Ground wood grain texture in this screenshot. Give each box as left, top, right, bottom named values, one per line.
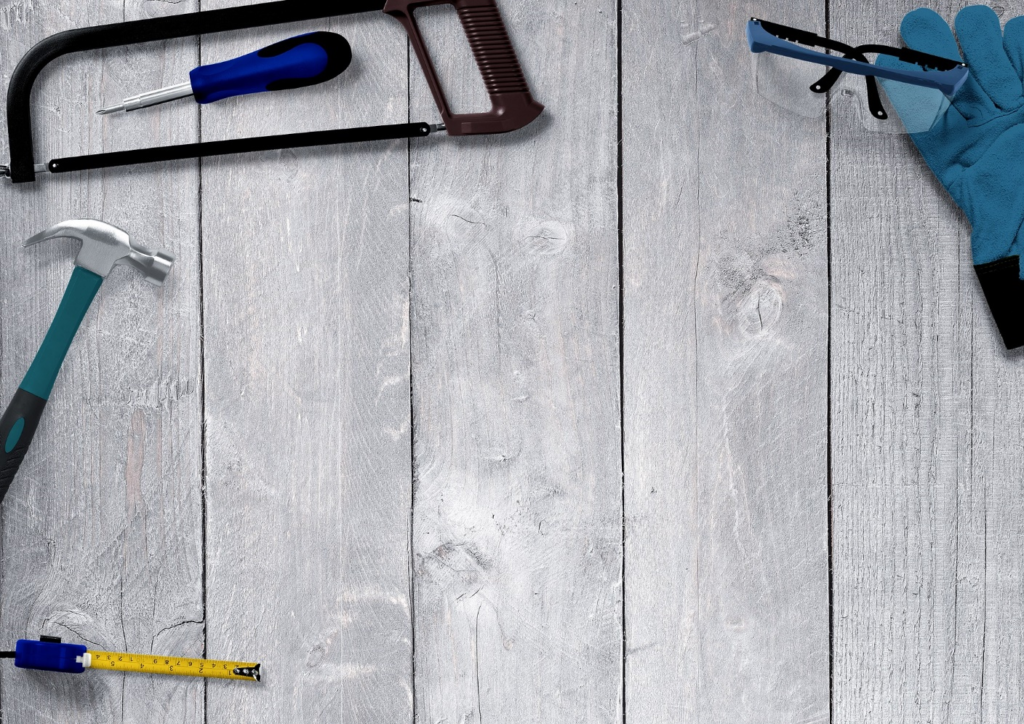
left=831, top=2, right=1024, bottom=722
left=2, top=0, right=1021, bottom=722
left=408, top=2, right=623, bottom=722
left=622, top=2, right=830, bottom=722
left=199, top=6, right=413, bottom=723
left=621, top=1, right=700, bottom=720
left=0, top=1, right=203, bottom=722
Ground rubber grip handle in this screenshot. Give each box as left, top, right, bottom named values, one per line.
left=20, top=267, right=103, bottom=401
left=383, top=0, right=543, bottom=135
left=190, top=31, right=352, bottom=104
left=0, top=266, right=103, bottom=505
left=0, top=389, right=48, bottom=505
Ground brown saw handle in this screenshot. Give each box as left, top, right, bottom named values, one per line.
left=384, top=0, right=543, bottom=135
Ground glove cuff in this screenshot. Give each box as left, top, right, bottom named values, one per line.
left=975, top=256, right=1024, bottom=349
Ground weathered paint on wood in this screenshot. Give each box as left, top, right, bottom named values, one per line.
left=1, top=0, right=1021, bottom=722
left=831, top=2, right=1024, bottom=723
left=199, top=8, right=413, bottom=723
left=621, top=0, right=702, bottom=714
left=0, top=1, right=203, bottom=722
left=408, top=2, right=623, bottom=722
left=622, top=2, right=830, bottom=722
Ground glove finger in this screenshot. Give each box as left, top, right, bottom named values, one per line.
left=956, top=5, right=1024, bottom=110
left=902, top=8, right=962, bottom=58
left=1003, top=16, right=1024, bottom=80
left=901, top=8, right=995, bottom=121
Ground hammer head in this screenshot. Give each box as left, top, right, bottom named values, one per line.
left=24, top=219, right=174, bottom=285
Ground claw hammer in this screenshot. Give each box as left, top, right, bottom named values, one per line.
left=0, top=220, right=174, bottom=504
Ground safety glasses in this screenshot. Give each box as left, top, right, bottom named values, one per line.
left=747, top=18, right=969, bottom=133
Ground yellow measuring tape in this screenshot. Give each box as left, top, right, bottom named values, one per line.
left=84, top=650, right=261, bottom=681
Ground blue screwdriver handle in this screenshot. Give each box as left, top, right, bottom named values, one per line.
left=189, top=31, right=352, bottom=105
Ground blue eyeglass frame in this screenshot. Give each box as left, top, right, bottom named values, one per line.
left=747, top=18, right=969, bottom=119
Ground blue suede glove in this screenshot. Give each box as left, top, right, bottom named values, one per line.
left=887, top=6, right=1024, bottom=348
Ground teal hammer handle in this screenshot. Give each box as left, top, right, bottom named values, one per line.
left=0, top=267, right=103, bottom=503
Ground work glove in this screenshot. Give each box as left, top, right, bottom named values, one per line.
left=882, top=6, right=1024, bottom=349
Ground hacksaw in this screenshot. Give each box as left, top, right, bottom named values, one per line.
left=3, top=0, right=544, bottom=183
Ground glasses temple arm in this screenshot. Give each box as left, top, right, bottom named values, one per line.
left=862, top=75, right=887, bottom=119
left=811, top=47, right=872, bottom=93
left=808, top=50, right=889, bottom=120
left=761, top=23, right=942, bottom=121
left=812, top=67, right=844, bottom=93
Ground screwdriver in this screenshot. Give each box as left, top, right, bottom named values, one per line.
left=2, top=636, right=261, bottom=682
left=97, top=31, right=351, bottom=114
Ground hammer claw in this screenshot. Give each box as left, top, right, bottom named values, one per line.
left=23, top=222, right=88, bottom=248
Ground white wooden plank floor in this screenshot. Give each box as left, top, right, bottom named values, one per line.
left=0, top=1, right=1020, bottom=722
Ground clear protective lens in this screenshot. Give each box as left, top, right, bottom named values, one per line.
left=754, top=50, right=950, bottom=134
left=754, top=51, right=827, bottom=119
left=876, top=75, right=950, bottom=134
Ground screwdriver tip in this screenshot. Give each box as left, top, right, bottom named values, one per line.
left=96, top=105, right=123, bottom=115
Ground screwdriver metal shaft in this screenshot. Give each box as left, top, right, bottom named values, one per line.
left=97, top=82, right=193, bottom=114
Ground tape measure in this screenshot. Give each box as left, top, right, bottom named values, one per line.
left=85, top=650, right=260, bottom=681
left=2, top=636, right=261, bottom=682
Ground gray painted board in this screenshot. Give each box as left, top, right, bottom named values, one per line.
left=0, top=1, right=203, bottom=722
left=831, top=2, right=1024, bottom=723
left=199, top=8, right=413, bottom=724
left=622, top=2, right=830, bottom=723
left=0, top=0, right=1020, bottom=722
left=408, top=2, right=623, bottom=722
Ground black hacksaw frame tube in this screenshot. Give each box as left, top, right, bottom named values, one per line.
left=48, top=123, right=431, bottom=173
left=7, top=0, right=389, bottom=183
